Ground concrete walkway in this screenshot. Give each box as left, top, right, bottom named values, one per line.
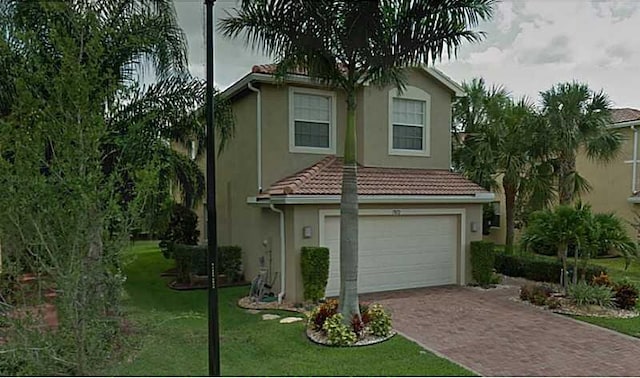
left=363, top=283, right=640, bottom=376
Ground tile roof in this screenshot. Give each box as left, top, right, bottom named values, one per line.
left=251, top=63, right=348, bottom=76
left=261, top=156, right=488, bottom=197
left=611, top=108, right=640, bottom=124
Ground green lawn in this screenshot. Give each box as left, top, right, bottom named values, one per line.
left=573, top=257, right=640, bottom=338
left=103, top=241, right=475, bottom=376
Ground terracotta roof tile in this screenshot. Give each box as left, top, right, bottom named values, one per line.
left=611, top=108, right=640, bottom=124
left=261, top=156, right=488, bottom=197
left=252, top=63, right=348, bottom=76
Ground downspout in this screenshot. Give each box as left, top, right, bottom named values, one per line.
left=269, top=204, right=286, bottom=303
left=248, top=82, right=262, bottom=192
left=633, top=126, right=638, bottom=194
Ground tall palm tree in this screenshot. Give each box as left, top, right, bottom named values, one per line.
left=541, top=82, right=623, bottom=205
left=454, top=79, right=554, bottom=252
left=220, top=0, right=495, bottom=321
left=1, top=0, right=235, bottom=216
left=453, top=78, right=511, bottom=190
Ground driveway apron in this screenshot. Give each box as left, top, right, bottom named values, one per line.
left=364, top=284, right=640, bottom=376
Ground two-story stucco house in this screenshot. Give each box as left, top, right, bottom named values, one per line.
left=576, top=108, right=640, bottom=237
left=204, top=64, right=494, bottom=303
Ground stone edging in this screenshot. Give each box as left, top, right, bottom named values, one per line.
left=306, top=328, right=397, bottom=347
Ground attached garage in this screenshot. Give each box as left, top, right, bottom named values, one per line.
left=320, top=209, right=464, bottom=297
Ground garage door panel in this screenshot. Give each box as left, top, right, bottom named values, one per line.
left=323, top=213, right=458, bottom=297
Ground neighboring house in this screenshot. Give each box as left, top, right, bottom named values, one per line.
left=577, top=108, right=640, bottom=237
left=203, top=64, right=494, bottom=303
left=486, top=108, right=640, bottom=246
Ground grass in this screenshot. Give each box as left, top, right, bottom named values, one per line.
left=103, top=241, right=475, bottom=376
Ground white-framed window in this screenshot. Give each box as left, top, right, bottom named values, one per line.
left=289, top=87, right=337, bottom=154
left=388, top=86, right=431, bottom=156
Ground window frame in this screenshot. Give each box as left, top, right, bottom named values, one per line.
left=289, top=86, right=337, bottom=154
left=388, top=86, right=431, bottom=157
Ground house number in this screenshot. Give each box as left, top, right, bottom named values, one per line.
left=392, top=209, right=401, bottom=216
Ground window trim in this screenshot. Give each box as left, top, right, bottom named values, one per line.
left=289, top=86, right=337, bottom=154
left=388, top=86, right=431, bottom=157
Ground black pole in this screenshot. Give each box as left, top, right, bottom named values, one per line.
left=205, top=0, right=220, bottom=376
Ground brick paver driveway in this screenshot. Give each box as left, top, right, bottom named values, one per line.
left=363, top=282, right=640, bottom=376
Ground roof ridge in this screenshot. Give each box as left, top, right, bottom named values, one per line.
left=281, top=155, right=337, bottom=194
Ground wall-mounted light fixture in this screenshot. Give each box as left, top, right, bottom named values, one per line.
left=303, top=226, right=312, bottom=239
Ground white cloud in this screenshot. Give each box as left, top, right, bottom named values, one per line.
left=175, top=0, right=640, bottom=108
left=439, top=0, right=640, bottom=107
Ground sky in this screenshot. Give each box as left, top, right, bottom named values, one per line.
left=174, top=0, right=640, bottom=108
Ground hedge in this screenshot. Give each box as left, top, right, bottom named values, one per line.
left=172, top=244, right=243, bottom=284
left=470, top=241, right=495, bottom=286
left=300, top=246, right=330, bottom=302
left=494, top=250, right=607, bottom=284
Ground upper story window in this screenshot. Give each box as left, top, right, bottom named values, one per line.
left=289, top=87, right=336, bottom=154
left=388, top=86, right=431, bottom=156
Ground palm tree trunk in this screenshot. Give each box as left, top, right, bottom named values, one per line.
left=339, top=91, right=360, bottom=323
left=558, top=243, right=568, bottom=290
left=503, top=177, right=516, bottom=254
left=558, top=154, right=576, bottom=205
left=573, top=247, right=579, bottom=284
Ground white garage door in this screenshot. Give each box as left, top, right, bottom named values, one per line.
left=323, top=213, right=458, bottom=297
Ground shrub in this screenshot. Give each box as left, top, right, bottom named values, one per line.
left=520, top=283, right=555, bottom=306
left=567, top=282, right=614, bottom=308
left=173, top=244, right=205, bottom=283
left=519, top=284, right=532, bottom=301
left=159, top=203, right=199, bottom=258
left=323, top=314, right=357, bottom=346
left=300, top=247, right=330, bottom=302
left=308, top=299, right=338, bottom=331
left=591, top=272, right=612, bottom=287
left=613, top=281, right=639, bottom=310
left=351, top=314, right=365, bottom=337
left=219, top=246, right=242, bottom=283
left=494, top=250, right=607, bottom=284
left=172, top=244, right=243, bottom=284
left=366, top=304, right=392, bottom=337
left=546, top=297, right=561, bottom=310
left=471, top=241, right=495, bottom=286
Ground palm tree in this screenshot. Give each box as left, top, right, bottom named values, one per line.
left=220, top=0, right=495, bottom=321
left=541, top=82, right=623, bottom=205
left=452, top=78, right=511, bottom=190
left=1, top=1, right=235, bottom=217
left=454, top=79, right=555, bottom=252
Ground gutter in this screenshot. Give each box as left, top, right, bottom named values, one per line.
left=247, top=82, right=262, bottom=193
left=633, top=126, right=638, bottom=195
left=269, top=204, right=286, bottom=303
left=609, top=120, right=640, bottom=129
left=248, top=193, right=495, bottom=205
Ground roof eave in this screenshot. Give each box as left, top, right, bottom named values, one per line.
left=610, top=120, right=640, bottom=129
left=248, top=193, right=494, bottom=205
left=221, top=72, right=327, bottom=99
left=420, top=66, right=466, bottom=97
left=221, top=66, right=466, bottom=99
